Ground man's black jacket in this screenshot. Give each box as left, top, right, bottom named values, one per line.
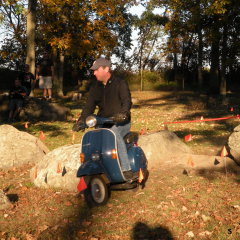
left=79, top=74, right=132, bottom=123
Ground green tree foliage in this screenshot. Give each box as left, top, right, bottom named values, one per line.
left=0, top=0, right=27, bottom=69
left=141, top=0, right=240, bottom=93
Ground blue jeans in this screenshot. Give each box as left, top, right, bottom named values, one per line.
left=111, top=123, right=131, bottom=171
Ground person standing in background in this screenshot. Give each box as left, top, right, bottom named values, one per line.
left=36, top=51, right=54, bottom=101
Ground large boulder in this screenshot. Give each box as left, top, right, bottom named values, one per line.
left=138, top=130, right=193, bottom=169
left=29, top=130, right=240, bottom=192
left=0, top=125, right=49, bottom=169
left=0, top=96, right=73, bottom=122
left=20, top=97, right=73, bottom=121
left=0, top=190, right=11, bottom=211
left=228, top=124, right=240, bottom=165
left=30, top=144, right=81, bottom=192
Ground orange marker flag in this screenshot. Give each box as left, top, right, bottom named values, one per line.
left=221, top=146, right=228, bottom=157
left=72, top=132, right=76, bottom=144
left=184, top=134, right=192, bottom=142
left=77, top=177, right=87, bottom=192
left=187, top=157, right=195, bottom=167
left=34, top=167, right=38, bottom=179
left=39, top=131, right=46, bottom=141
left=138, top=168, right=144, bottom=183
left=56, top=162, right=62, bottom=174
left=140, top=129, right=145, bottom=135
left=24, top=122, right=29, bottom=128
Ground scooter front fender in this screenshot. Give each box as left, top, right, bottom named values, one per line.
left=77, top=160, right=104, bottom=177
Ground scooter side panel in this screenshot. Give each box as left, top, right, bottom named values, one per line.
left=81, top=129, right=125, bottom=183
left=128, top=146, right=148, bottom=172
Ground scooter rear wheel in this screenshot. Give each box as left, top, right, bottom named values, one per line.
left=84, top=176, right=109, bottom=207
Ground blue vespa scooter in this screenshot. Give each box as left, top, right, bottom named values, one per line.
left=76, top=115, right=148, bottom=206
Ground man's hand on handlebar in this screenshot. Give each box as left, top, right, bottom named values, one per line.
left=72, top=120, right=86, bottom=132
left=111, top=113, right=128, bottom=123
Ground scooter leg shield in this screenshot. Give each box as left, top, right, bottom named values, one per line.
left=77, top=161, right=105, bottom=177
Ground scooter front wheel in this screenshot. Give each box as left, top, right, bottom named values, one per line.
left=84, top=175, right=109, bottom=207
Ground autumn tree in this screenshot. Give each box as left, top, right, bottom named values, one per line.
left=35, top=0, right=134, bottom=95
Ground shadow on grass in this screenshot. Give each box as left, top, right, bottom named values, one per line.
left=132, top=222, right=174, bottom=240
left=15, top=122, right=69, bottom=138
left=37, top=199, right=93, bottom=240
left=189, top=157, right=240, bottom=182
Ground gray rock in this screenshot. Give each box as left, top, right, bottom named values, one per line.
left=0, top=190, right=11, bottom=210
left=20, top=97, right=73, bottom=121
left=0, top=125, right=49, bottom=169
left=138, top=130, right=193, bottom=169
left=228, top=128, right=240, bottom=165
left=30, top=144, right=81, bottom=192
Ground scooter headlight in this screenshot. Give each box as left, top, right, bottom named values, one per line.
left=86, top=115, right=97, bottom=128
left=91, top=153, right=100, bottom=161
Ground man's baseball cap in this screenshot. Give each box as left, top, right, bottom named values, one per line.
left=90, top=58, right=111, bottom=70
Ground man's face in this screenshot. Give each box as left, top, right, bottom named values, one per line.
left=93, top=66, right=109, bottom=82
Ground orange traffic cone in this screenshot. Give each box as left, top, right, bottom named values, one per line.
left=77, top=177, right=87, bottom=192
left=138, top=168, right=144, bottom=183
left=39, top=131, right=46, bottom=141
left=230, top=107, right=234, bottom=112
left=184, top=134, right=192, bottom=142
left=164, top=124, right=168, bottom=130
left=221, top=146, right=228, bottom=157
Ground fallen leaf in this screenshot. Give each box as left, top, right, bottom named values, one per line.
left=199, top=231, right=212, bottom=237
left=82, top=221, right=91, bottom=227
left=202, top=214, right=211, bottom=222
left=182, top=206, right=188, bottom=212
left=64, top=201, right=72, bottom=206
left=186, top=231, right=194, bottom=238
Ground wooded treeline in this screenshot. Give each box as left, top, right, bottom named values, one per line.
left=0, top=0, right=240, bottom=94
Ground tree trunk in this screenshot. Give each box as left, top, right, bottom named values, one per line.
left=209, top=19, right=220, bottom=94
left=57, top=52, right=64, bottom=96
left=196, top=0, right=203, bottom=91
left=220, top=25, right=228, bottom=97
left=52, top=49, right=64, bottom=97
left=26, top=0, right=36, bottom=76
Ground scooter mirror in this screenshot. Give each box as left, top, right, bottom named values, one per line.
left=86, top=115, right=97, bottom=128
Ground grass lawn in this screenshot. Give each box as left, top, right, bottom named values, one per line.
left=0, top=91, right=240, bottom=240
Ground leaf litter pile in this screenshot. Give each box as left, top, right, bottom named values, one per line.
left=1, top=91, right=240, bottom=239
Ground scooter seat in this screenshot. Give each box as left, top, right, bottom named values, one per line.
left=123, top=131, right=139, bottom=144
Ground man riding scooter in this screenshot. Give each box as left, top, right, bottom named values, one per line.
left=72, top=57, right=135, bottom=179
